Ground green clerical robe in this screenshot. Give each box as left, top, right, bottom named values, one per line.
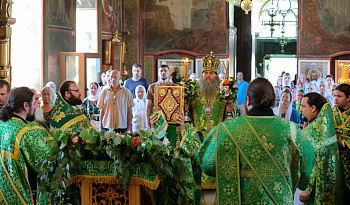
left=152, top=111, right=203, bottom=204
left=196, top=115, right=315, bottom=204
left=302, top=103, right=343, bottom=204
left=192, top=90, right=224, bottom=138
left=0, top=117, right=51, bottom=205
left=51, top=93, right=92, bottom=130
left=191, top=89, right=225, bottom=189
left=332, top=106, right=350, bottom=197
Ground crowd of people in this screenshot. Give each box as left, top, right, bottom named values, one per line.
left=0, top=60, right=350, bottom=204
left=273, top=72, right=340, bottom=129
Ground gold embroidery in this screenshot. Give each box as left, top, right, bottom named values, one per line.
left=261, top=135, right=275, bottom=151
left=0, top=152, right=28, bottom=204
left=53, top=112, right=66, bottom=123
left=60, top=115, right=90, bottom=130
left=173, top=89, right=180, bottom=97
left=0, top=187, right=9, bottom=205
left=159, top=88, right=166, bottom=97
left=159, top=89, right=179, bottom=121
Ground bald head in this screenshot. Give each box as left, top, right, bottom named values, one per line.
left=110, top=70, right=121, bottom=86
left=218, top=72, right=225, bottom=81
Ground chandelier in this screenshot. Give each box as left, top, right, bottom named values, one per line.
left=225, top=0, right=269, bottom=15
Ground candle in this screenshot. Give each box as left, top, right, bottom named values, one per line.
left=222, top=61, right=227, bottom=79
left=184, top=58, right=189, bottom=80
left=226, top=58, right=230, bottom=79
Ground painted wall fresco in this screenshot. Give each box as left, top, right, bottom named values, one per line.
left=144, top=0, right=228, bottom=55
left=101, top=0, right=123, bottom=33
left=299, top=0, right=350, bottom=56
left=48, top=0, right=74, bottom=27
left=124, top=0, right=140, bottom=81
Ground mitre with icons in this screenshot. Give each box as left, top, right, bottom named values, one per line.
left=155, top=86, right=184, bottom=124
left=202, top=51, right=220, bottom=74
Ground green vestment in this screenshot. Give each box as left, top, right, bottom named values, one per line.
left=191, top=89, right=225, bottom=189
left=29, top=121, right=54, bottom=147
left=196, top=115, right=315, bottom=204
left=332, top=106, right=350, bottom=197
left=302, top=103, right=343, bottom=204
left=0, top=117, right=51, bottom=205
left=191, top=90, right=224, bottom=138
left=51, top=93, right=92, bottom=130
left=152, top=111, right=203, bottom=204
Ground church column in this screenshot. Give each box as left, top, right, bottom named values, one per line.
left=0, top=0, right=15, bottom=81
left=228, top=2, right=237, bottom=78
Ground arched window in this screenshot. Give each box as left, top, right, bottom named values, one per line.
left=258, top=0, right=298, bottom=38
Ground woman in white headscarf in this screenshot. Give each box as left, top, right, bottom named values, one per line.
left=273, top=89, right=301, bottom=124
left=306, top=82, right=316, bottom=94
left=132, top=85, right=148, bottom=134
left=82, top=82, right=101, bottom=131
left=325, top=74, right=334, bottom=96
left=45, top=81, right=57, bottom=104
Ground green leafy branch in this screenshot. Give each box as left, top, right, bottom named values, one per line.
left=37, top=128, right=194, bottom=205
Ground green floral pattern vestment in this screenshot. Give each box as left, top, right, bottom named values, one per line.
left=0, top=118, right=51, bottom=205
left=51, top=93, right=92, bottom=130
left=333, top=106, right=350, bottom=197
left=152, top=111, right=203, bottom=204
left=196, top=115, right=315, bottom=204
left=302, top=103, right=343, bottom=204
left=191, top=89, right=225, bottom=189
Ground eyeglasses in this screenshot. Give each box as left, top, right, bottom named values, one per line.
left=68, top=89, right=80, bottom=92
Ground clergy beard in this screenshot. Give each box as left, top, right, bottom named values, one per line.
left=198, top=77, right=220, bottom=98
left=34, top=107, right=45, bottom=122
left=303, top=116, right=308, bottom=123
left=66, top=96, right=83, bottom=106
left=26, top=112, right=35, bottom=122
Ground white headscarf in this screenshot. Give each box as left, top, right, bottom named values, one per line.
left=45, top=81, right=56, bottom=91
left=87, top=82, right=101, bottom=102
left=132, top=85, right=148, bottom=133
left=273, top=90, right=293, bottom=121
left=133, top=85, right=147, bottom=112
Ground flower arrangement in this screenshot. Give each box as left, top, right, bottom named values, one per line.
left=180, top=79, right=200, bottom=104
left=36, top=128, right=194, bottom=205
left=217, top=77, right=239, bottom=103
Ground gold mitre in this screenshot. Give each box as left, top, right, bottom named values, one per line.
left=202, top=52, right=220, bottom=74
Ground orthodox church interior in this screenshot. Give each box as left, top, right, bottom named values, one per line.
left=1, top=0, right=350, bottom=204
left=1, top=0, right=350, bottom=94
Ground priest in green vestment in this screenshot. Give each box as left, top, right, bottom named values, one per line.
left=298, top=93, right=343, bottom=204
left=0, top=87, right=51, bottom=205
left=332, top=83, right=350, bottom=201
left=51, top=81, right=92, bottom=131
left=190, top=54, right=233, bottom=189
left=196, top=78, right=315, bottom=204
left=150, top=111, right=203, bottom=205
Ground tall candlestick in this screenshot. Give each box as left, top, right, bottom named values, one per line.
left=222, top=61, right=228, bottom=79
left=226, top=58, right=230, bottom=79
left=184, top=58, right=189, bottom=80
